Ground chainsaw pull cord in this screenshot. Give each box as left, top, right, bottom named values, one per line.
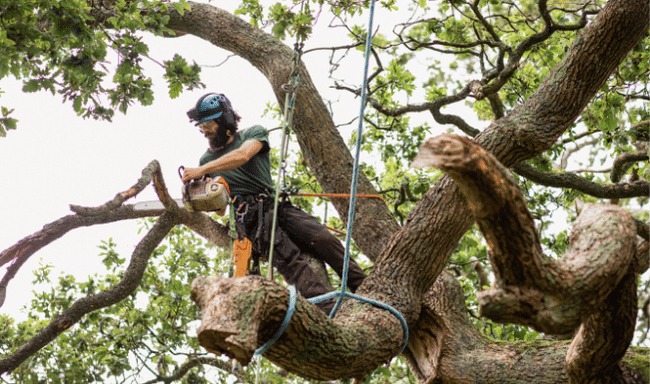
left=266, top=41, right=303, bottom=281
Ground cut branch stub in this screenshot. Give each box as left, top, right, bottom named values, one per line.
left=412, top=134, right=547, bottom=286
left=190, top=276, right=405, bottom=381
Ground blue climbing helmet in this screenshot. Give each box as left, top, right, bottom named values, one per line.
left=186, top=93, right=236, bottom=127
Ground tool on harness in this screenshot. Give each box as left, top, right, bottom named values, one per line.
left=232, top=237, right=253, bottom=277
left=178, top=166, right=231, bottom=215
left=232, top=202, right=257, bottom=277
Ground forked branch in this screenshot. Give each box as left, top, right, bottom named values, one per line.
left=412, top=133, right=639, bottom=382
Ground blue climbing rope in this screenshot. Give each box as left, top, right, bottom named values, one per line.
left=329, top=0, right=376, bottom=318
left=253, top=286, right=409, bottom=356
left=308, top=291, right=409, bottom=353
left=324, top=0, right=409, bottom=353
left=257, top=0, right=409, bottom=357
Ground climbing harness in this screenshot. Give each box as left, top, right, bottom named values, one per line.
left=254, top=0, right=409, bottom=358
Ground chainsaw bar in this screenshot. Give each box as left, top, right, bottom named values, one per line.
left=133, top=198, right=184, bottom=211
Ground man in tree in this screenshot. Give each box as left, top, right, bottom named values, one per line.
left=181, top=92, right=366, bottom=312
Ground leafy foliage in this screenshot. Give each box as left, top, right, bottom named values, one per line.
left=0, top=0, right=198, bottom=126
left=2, top=228, right=236, bottom=384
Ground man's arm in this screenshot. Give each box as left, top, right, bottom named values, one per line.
left=182, top=140, right=265, bottom=182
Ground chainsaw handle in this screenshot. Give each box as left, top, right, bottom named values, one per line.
left=179, top=166, right=196, bottom=209
left=178, top=165, right=208, bottom=184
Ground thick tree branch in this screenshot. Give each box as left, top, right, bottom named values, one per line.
left=514, top=162, right=650, bottom=199
left=566, top=269, right=637, bottom=383
left=401, top=270, right=648, bottom=383
left=412, top=134, right=548, bottom=288
left=413, top=133, right=639, bottom=381
left=191, top=276, right=404, bottom=381
left=415, top=133, right=637, bottom=328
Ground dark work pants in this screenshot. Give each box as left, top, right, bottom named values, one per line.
left=238, top=198, right=367, bottom=312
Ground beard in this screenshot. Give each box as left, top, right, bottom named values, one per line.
left=208, top=128, right=231, bottom=152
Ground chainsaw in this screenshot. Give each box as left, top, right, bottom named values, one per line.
left=133, top=168, right=254, bottom=277
left=133, top=167, right=230, bottom=215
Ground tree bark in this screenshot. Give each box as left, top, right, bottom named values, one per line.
left=413, top=133, right=640, bottom=382
left=191, top=276, right=404, bottom=381
left=408, top=272, right=649, bottom=384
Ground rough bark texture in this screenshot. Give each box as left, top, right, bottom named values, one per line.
left=406, top=273, right=648, bottom=384
left=191, top=276, right=403, bottom=381
left=165, top=0, right=649, bottom=381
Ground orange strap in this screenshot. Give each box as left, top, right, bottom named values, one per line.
left=293, top=192, right=386, bottom=203
left=233, top=237, right=253, bottom=277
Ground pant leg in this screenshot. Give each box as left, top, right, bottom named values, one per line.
left=270, top=224, right=337, bottom=312
left=278, top=202, right=367, bottom=292
left=238, top=199, right=332, bottom=309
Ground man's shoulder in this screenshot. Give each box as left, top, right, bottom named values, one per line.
left=240, top=125, right=267, bottom=139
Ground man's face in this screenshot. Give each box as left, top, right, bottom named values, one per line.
left=198, top=120, right=219, bottom=139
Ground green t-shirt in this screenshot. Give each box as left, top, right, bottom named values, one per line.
left=199, top=125, right=274, bottom=197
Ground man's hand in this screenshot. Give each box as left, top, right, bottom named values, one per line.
left=182, top=140, right=264, bottom=183
left=182, top=167, right=205, bottom=182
